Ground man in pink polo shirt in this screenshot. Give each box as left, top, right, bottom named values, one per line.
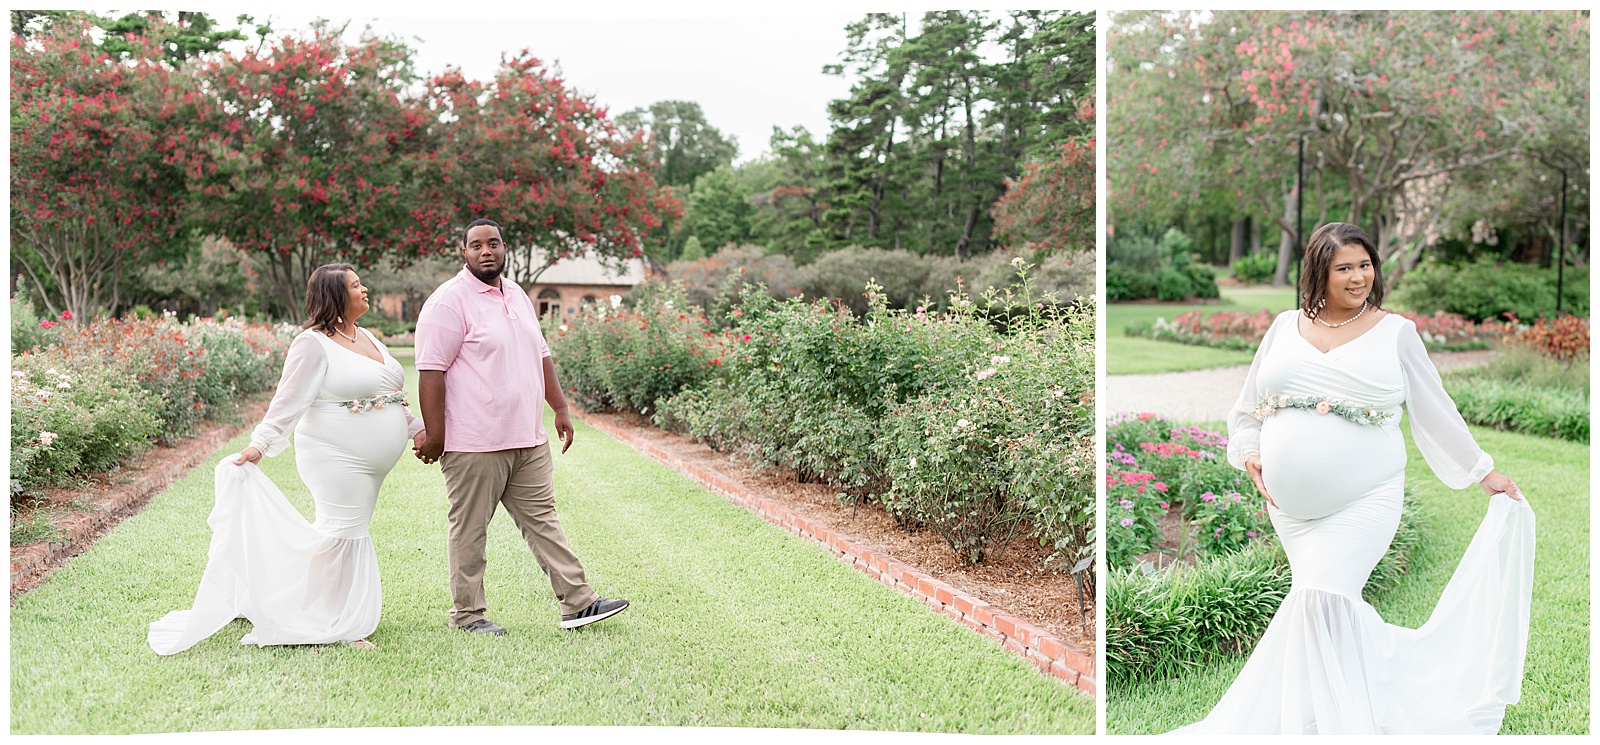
left=412, top=218, right=628, bottom=634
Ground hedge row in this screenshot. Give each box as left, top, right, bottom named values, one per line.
left=551, top=264, right=1096, bottom=571
left=11, top=297, right=295, bottom=499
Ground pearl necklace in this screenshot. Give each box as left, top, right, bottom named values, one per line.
left=332, top=325, right=360, bottom=343
left=1316, top=300, right=1369, bottom=328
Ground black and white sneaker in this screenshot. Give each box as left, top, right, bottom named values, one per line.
left=560, top=597, right=629, bottom=629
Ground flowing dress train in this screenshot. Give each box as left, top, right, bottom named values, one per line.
left=149, top=328, right=422, bottom=655
left=1173, top=311, right=1535, bottom=735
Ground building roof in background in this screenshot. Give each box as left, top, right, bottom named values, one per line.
left=509, top=250, right=646, bottom=286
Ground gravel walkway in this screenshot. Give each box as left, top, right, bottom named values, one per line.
left=1106, top=348, right=1497, bottom=422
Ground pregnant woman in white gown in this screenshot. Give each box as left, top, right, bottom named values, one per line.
left=150, top=264, right=424, bottom=654
left=1175, top=223, right=1535, bottom=735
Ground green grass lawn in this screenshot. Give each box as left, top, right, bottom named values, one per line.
left=1107, top=425, right=1590, bottom=734
left=11, top=358, right=1093, bottom=734
left=1108, top=286, right=1297, bottom=375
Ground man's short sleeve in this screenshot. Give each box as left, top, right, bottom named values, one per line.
left=414, top=293, right=465, bottom=372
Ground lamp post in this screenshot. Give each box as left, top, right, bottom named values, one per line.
left=1293, top=135, right=1304, bottom=308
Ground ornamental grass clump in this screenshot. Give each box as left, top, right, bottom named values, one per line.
left=1444, top=322, right=1590, bottom=443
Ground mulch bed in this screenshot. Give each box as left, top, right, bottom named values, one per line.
left=578, top=409, right=1093, bottom=655
left=9, top=397, right=270, bottom=604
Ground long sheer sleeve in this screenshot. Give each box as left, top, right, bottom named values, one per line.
left=1226, top=312, right=1289, bottom=470
left=249, top=332, right=327, bottom=457
left=1398, top=319, right=1493, bottom=489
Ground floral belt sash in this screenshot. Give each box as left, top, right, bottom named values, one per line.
left=1254, top=394, right=1394, bottom=426
left=339, top=391, right=408, bottom=413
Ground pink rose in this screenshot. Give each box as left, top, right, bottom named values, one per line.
left=1316, top=401, right=1331, bottom=415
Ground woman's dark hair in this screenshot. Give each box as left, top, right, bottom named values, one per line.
left=1300, top=222, right=1385, bottom=319
left=303, top=263, right=357, bottom=333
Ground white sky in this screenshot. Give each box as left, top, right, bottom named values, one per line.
left=40, top=1, right=1090, bottom=162
left=210, top=5, right=860, bottom=163
left=48, top=1, right=972, bottom=164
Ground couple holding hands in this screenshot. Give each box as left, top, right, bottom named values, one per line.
left=149, top=218, right=627, bottom=655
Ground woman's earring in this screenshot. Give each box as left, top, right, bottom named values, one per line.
left=337, top=316, right=344, bottom=324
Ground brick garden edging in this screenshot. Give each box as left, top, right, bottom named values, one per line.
left=9, top=398, right=270, bottom=603
left=574, top=410, right=1097, bottom=696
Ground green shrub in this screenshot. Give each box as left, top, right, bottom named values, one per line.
left=653, top=244, right=805, bottom=317
left=11, top=351, right=164, bottom=494
left=189, top=318, right=292, bottom=419
left=552, top=285, right=736, bottom=416
left=879, top=300, right=1093, bottom=564
left=651, top=266, right=1097, bottom=569
left=1108, top=227, right=1219, bottom=301
left=1393, top=258, right=1589, bottom=322
left=801, top=246, right=948, bottom=313
left=10, top=282, right=62, bottom=355
left=1107, top=264, right=1158, bottom=302
left=1231, top=251, right=1277, bottom=284
left=1191, top=490, right=1271, bottom=555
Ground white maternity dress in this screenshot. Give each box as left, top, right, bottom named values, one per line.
left=149, top=328, right=423, bottom=654
left=1174, top=310, right=1535, bottom=735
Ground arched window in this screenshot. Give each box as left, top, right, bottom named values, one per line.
left=536, top=288, right=562, bottom=318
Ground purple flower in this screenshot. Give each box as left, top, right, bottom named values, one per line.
left=1120, top=518, right=1134, bottom=527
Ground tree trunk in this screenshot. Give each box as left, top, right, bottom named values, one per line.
left=1272, top=186, right=1297, bottom=287
left=1229, top=218, right=1248, bottom=265
left=955, top=201, right=981, bottom=260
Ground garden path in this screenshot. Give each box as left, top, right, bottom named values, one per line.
left=1106, top=348, right=1496, bottom=421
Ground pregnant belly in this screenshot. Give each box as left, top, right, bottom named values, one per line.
left=296, top=405, right=409, bottom=473
left=1259, top=409, right=1405, bottom=519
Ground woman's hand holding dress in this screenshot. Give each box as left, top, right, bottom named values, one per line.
left=1479, top=469, right=1523, bottom=500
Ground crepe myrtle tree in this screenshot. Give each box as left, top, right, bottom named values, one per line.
left=992, top=135, right=1096, bottom=257
left=179, top=23, right=433, bottom=321
left=10, top=20, right=192, bottom=321
left=1109, top=10, right=1586, bottom=284
left=415, top=51, right=682, bottom=284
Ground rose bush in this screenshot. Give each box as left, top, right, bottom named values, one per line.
left=566, top=264, right=1096, bottom=570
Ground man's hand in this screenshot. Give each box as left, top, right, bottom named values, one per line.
left=553, top=409, right=575, bottom=454
left=414, top=431, right=443, bottom=465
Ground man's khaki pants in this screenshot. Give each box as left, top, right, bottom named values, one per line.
left=439, top=444, right=598, bottom=625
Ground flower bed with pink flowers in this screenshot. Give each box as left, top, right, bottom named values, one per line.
left=1129, top=308, right=1516, bottom=351
left=1104, top=414, right=1269, bottom=569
